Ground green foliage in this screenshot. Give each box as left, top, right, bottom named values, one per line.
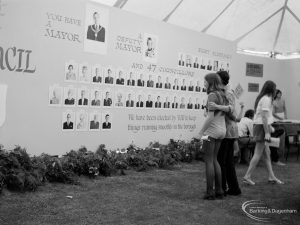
left=0, top=138, right=203, bottom=194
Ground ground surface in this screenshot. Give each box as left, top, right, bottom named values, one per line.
left=0, top=156, right=299, bottom=225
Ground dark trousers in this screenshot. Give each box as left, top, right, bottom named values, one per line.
left=217, top=138, right=240, bottom=193
left=270, top=128, right=285, bottom=162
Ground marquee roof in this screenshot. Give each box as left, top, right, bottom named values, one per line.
left=93, top=0, right=300, bottom=58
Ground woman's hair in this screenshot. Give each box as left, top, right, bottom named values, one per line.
left=204, top=73, right=227, bottom=103
left=244, top=109, right=254, bottom=119
left=254, top=80, right=276, bottom=111
left=274, top=89, right=282, bottom=100
left=216, top=70, right=230, bottom=86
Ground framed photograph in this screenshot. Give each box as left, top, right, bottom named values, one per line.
left=78, top=63, right=91, bottom=83
left=102, top=111, right=112, bottom=130
left=178, top=53, right=185, bottom=67
left=213, top=60, right=219, bottom=71
left=193, top=56, right=200, bottom=69
left=76, top=110, right=88, bottom=131
left=92, top=64, right=103, bottom=84
left=246, top=63, right=263, bottom=77
left=62, top=110, right=75, bottom=131
left=89, top=111, right=101, bottom=131
left=84, top=3, right=109, bottom=55
left=145, top=93, right=154, bottom=108
left=171, top=95, right=179, bottom=109
left=200, top=57, right=206, bottom=70
left=206, top=59, right=212, bottom=71
left=146, top=74, right=155, bottom=88
left=65, top=61, right=78, bottom=82
left=154, top=93, right=163, bottom=109
left=77, top=87, right=89, bottom=107
left=136, top=72, right=145, bottom=87
left=90, top=88, right=101, bottom=107
left=63, top=86, right=76, bottom=106
left=49, top=85, right=62, bottom=106
left=135, top=92, right=145, bottom=108
left=125, top=91, right=135, bottom=108
left=126, top=70, right=136, bottom=87
left=163, top=95, right=171, bottom=109
left=116, top=68, right=125, bottom=86
left=185, top=54, right=193, bottom=68
left=114, top=90, right=125, bottom=108
left=143, top=33, right=158, bottom=63
left=103, top=66, right=114, bottom=85
left=103, top=89, right=113, bottom=108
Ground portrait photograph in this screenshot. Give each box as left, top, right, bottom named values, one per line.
left=77, top=87, right=90, bottom=107
left=78, top=63, right=91, bottom=83
left=92, top=64, right=103, bottom=84
left=49, top=85, right=62, bottom=106
left=146, top=74, right=155, bottom=88
left=102, top=111, right=112, bottom=130
left=145, top=93, right=153, bottom=108
left=114, top=90, right=125, bottom=108
left=89, top=111, right=101, bottom=131
left=163, top=95, right=171, bottom=109
left=225, top=62, right=230, bottom=73
left=63, top=86, right=77, bottom=106
left=84, top=3, right=109, bottom=55
left=185, top=54, right=193, bottom=68
left=76, top=110, right=89, bottom=131
left=187, top=96, right=194, bottom=110
left=125, top=91, right=135, bottom=108
left=200, top=57, right=207, bottom=70
left=90, top=88, right=102, bottom=107
left=164, top=75, right=172, bottom=89
left=193, top=56, right=200, bottom=69
left=213, top=60, right=219, bottom=71
left=104, top=66, right=114, bottom=85
left=116, top=68, right=125, bottom=86
left=172, top=76, right=180, bottom=91
left=155, top=75, right=163, bottom=89
left=126, top=70, right=136, bottom=87
left=219, top=61, right=225, bottom=71
left=194, top=97, right=201, bottom=110
left=195, top=80, right=202, bottom=92
left=188, top=79, right=194, bottom=92
left=65, top=61, right=78, bottom=82
left=135, top=92, right=145, bottom=108
left=62, top=110, right=75, bottom=131
left=154, top=93, right=163, bottom=109
left=178, top=53, right=185, bottom=67
left=142, top=33, right=158, bottom=63
left=171, top=95, right=179, bottom=109
left=136, top=72, right=145, bottom=88
left=103, top=88, right=113, bottom=108
left=206, top=58, right=213, bottom=71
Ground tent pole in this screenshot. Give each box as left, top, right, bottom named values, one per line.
left=272, top=0, right=289, bottom=51
left=163, top=0, right=184, bottom=22
left=201, top=0, right=235, bottom=33
left=234, top=7, right=283, bottom=43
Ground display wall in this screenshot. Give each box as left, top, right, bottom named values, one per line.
left=1, top=0, right=296, bottom=155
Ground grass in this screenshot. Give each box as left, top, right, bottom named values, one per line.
left=0, top=155, right=299, bottom=225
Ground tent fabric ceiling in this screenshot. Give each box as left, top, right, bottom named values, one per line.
left=92, top=0, right=300, bottom=54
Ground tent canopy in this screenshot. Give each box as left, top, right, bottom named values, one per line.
left=93, top=0, right=300, bottom=57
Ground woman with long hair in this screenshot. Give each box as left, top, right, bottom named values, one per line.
left=199, top=73, right=227, bottom=200
left=243, top=81, right=283, bottom=185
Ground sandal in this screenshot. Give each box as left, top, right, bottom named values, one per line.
left=242, top=177, right=255, bottom=186
left=268, top=179, right=284, bottom=185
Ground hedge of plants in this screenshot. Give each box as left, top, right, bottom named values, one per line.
left=0, top=139, right=202, bottom=194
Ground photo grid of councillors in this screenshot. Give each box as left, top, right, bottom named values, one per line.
left=51, top=61, right=209, bottom=131
left=177, top=53, right=230, bottom=73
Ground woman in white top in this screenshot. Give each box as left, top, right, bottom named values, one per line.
left=273, top=89, right=287, bottom=120
left=243, top=81, right=283, bottom=185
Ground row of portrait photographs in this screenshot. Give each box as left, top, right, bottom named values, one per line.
left=64, top=62, right=207, bottom=92
left=49, top=85, right=208, bottom=110
left=62, top=110, right=112, bottom=131
left=177, top=53, right=230, bottom=72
